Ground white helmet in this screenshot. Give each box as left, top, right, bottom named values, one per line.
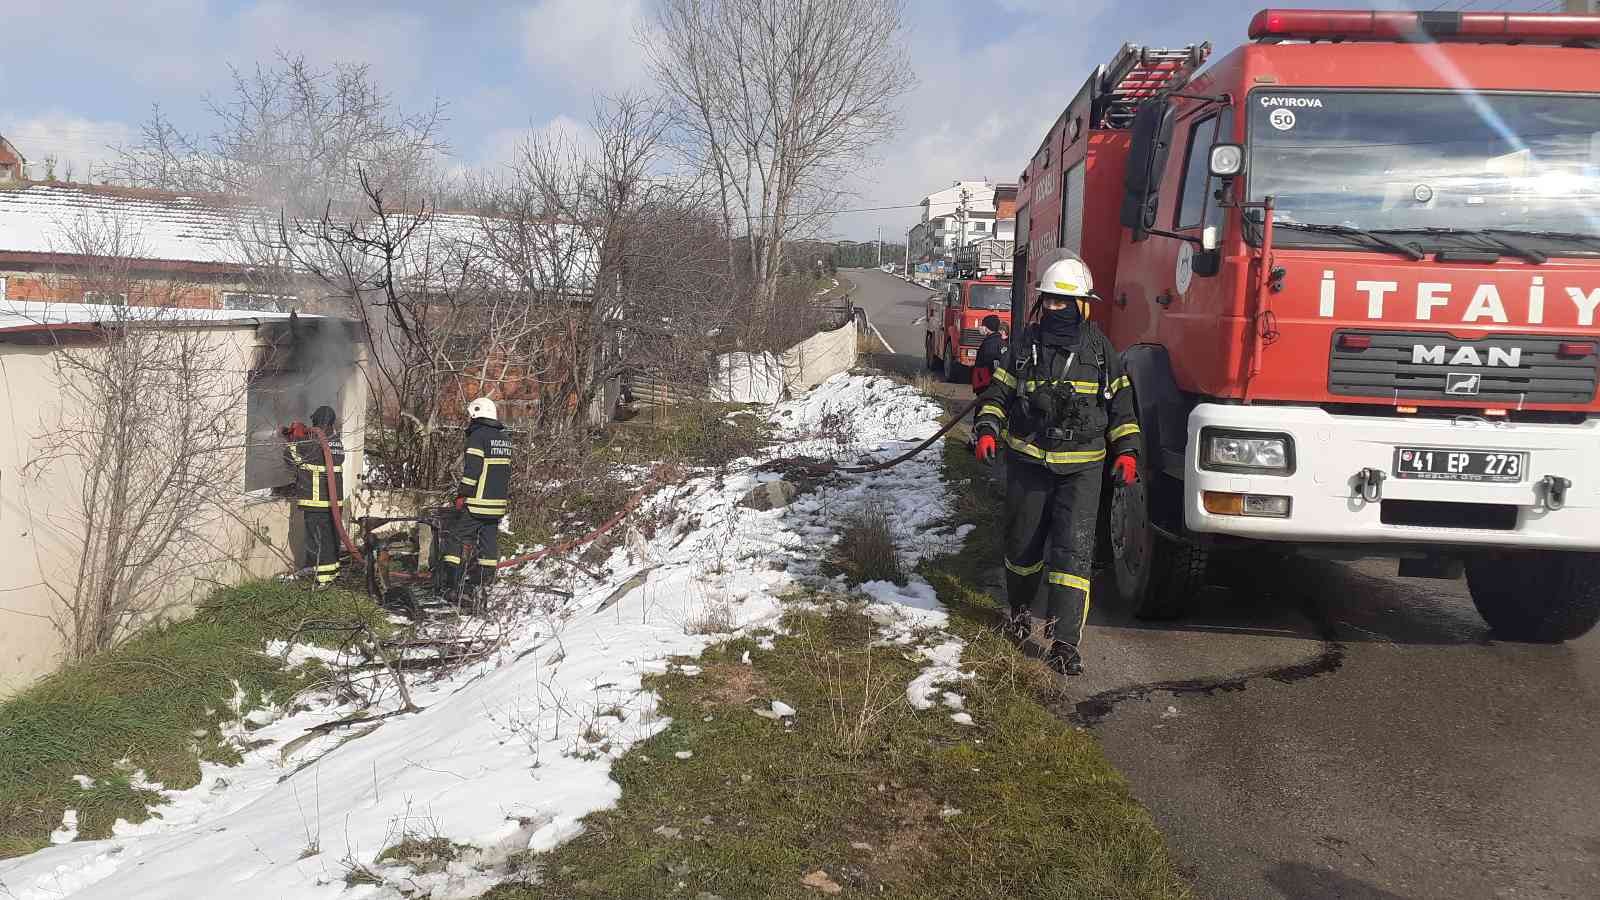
left=467, top=397, right=498, bottom=421
left=1035, top=256, right=1095, bottom=299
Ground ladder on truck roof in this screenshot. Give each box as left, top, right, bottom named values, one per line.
left=1092, top=42, right=1211, bottom=130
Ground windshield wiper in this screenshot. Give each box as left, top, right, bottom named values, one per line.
left=1480, top=228, right=1600, bottom=253
left=1272, top=222, right=1425, bottom=261
left=1369, top=227, right=1547, bottom=264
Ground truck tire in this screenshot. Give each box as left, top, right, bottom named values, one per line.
left=1465, top=551, right=1600, bottom=643
left=925, top=334, right=940, bottom=371
left=943, top=346, right=965, bottom=383
left=1109, top=471, right=1207, bottom=619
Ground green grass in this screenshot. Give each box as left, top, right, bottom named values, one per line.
left=482, top=437, right=1188, bottom=899
left=0, top=580, right=389, bottom=858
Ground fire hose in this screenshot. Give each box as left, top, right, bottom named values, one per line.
left=296, top=389, right=971, bottom=583
left=839, top=397, right=981, bottom=474
left=309, top=426, right=366, bottom=563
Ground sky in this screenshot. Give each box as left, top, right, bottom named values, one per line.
left=0, top=0, right=1572, bottom=242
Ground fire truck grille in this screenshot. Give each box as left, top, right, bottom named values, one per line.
left=1328, top=330, right=1598, bottom=405
left=959, top=328, right=985, bottom=348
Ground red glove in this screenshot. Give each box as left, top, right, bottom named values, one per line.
left=971, top=367, right=992, bottom=392
left=975, top=433, right=998, bottom=465
left=1112, top=454, right=1138, bottom=485
left=454, top=496, right=467, bottom=511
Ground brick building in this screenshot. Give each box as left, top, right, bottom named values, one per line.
left=0, top=181, right=292, bottom=311
left=0, top=136, right=23, bottom=183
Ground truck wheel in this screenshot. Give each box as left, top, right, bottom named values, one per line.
left=943, top=347, right=965, bottom=383
left=925, top=334, right=940, bottom=371
left=1109, top=473, right=1207, bottom=619
left=1465, top=551, right=1600, bottom=643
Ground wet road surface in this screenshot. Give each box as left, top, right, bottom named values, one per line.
left=850, top=272, right=1600, bottom=898
left=1084, top=558, right=1600, bottom=900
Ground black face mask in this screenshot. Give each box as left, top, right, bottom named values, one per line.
left=1038, top=301, right=1082, bottom=347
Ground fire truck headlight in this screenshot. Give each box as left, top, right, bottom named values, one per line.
left=1201, top=429, right=1294, bottom=474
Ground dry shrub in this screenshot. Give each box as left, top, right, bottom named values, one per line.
left=833, top=502, right=906, bottom=585
left=796, top=622, right=905, bottom=760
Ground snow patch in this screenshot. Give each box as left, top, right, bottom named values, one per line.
left=0, top=374, right=958, bottom=900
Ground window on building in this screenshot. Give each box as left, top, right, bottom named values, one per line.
left=224, top=292, right=298, bottom=313
left=82, top=291, right=128, bottom=305
left=972, top=221, right=987, bottom=233
left=243, top=324, right=355, bottom=492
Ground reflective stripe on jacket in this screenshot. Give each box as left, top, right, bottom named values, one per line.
left=284, top=433, right=345, bottom=509
left=973, top=322, right=1140, bottom=475
left=459, top=418, right=513, bottom=518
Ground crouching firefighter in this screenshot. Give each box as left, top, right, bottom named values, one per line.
left=972, top=255, right=1139, bottom=675
left=284, top=405, right=346, bottom=587
left=439, top=397, right=513, bottom=605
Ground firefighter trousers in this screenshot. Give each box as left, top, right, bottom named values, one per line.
left=1002, top=458, right=1102, bottom=648
left=301, top=507, right=341, bottom=586
left=440, top=510, right=501, bottom=590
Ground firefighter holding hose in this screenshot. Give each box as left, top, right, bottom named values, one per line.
left=284, top=405, right=346, bottom=587
left=972, top=255, right=1139, bottom=676
left=439, top=397, right=514, bottom=605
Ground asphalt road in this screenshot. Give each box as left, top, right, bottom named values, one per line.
left=847, top=268, right=1600, bottom=899
left=847, top=267, right=936, bottom=361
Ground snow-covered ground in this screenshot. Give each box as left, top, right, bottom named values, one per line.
left=0, top=373, right=974, bottom=900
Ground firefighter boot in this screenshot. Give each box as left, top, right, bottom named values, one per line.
left=1047, top=641, right=1084, bottom=676
left=999, top=604, right=1032, bottom=643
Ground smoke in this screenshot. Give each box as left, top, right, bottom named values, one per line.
left=247, top=316, right=362, bottom=489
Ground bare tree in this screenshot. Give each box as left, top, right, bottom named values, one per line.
left=28, top=218, right=256, bottom=660
left=646, top=0, right=914, bottom=320
left=113, top=55, right=446, bottom=216
left=112, top=55, right=450, bottom=307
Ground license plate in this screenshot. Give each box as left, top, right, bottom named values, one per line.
left=1393, top=447, right=1526, bottom=483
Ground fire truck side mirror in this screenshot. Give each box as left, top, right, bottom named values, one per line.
left=1121, top=100, right=1176, bottom=240
left=1201, top=226, right=1219, bottom=252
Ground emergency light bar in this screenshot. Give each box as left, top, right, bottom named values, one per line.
left=1249, top=8, right=1600, bottom=44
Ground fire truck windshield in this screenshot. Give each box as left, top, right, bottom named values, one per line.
left=1248, top=90, right=1600, bottom=253
left=966, top=284, right=1011, bottom=310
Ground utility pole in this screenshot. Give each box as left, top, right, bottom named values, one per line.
left=876, top=224, right=882, bottom=267
left=952, top=181, right=972, bottom=259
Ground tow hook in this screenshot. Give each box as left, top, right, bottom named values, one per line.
left=1353, top=467, right=1385, bottom=503
left=1539, top=475, right=1572, bottom=511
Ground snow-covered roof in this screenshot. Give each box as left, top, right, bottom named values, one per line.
left=0, top=299, right=304, bottom=334
left=387, top=212, right=598, bottom=294
left=0, top=183, right=597, bottom=293
left=0, top=183, right=261, bottom=266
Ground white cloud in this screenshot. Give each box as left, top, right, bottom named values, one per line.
left=835, top=4, right=1112, bottom=241
left=0, top=112, right=135, bottom=183
left=469, top=114, right=592, bottom=173
left=234, top=1, right=432, bottom=90
left=519, top=0, right=649, bottom=92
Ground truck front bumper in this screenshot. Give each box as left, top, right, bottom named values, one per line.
left=1185, top=404, right=1600, bottom=551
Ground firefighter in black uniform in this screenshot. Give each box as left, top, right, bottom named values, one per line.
left=972, top=255, right=1140, bottom=675
left=284, top=405, right=346, bottom=587
left=973, top=314, right=1008, bottom=381
left=439, top=397, right=513, bottom=605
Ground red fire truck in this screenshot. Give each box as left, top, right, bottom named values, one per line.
left=1014, top=8, right=1600, bottom=640
left=925, top=274, right=1013, bottom=382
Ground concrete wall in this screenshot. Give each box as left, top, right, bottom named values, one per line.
left=781, top=319, right=860, bottom=393
left=0, top=323, right=367, bottom=697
